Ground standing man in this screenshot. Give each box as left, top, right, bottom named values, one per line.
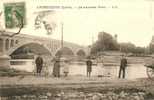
left=118, top=55, right=127, bottom=79
left=86, top=58, right=93, bottom=77
left=35, top=54, right=43, bottom=76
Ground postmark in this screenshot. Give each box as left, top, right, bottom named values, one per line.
left=34, top=10, right=57, bottom=35
left=4, top=2, right=26, bottom=28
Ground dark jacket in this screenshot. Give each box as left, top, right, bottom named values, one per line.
left=86, top=60, right=92, bottom=72
left=120, top=58, right=127, bottom=68
left=35, top=56, right=43, bottom=67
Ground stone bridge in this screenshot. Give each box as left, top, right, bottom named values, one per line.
left=0, top=31, right=90, bottom=67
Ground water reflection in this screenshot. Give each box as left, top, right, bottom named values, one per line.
left=67, top=63, right=147, bottom=79
left=10, top=59, right=148, bottom=79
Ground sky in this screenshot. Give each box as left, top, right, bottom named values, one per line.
left=1, top=0, right=154, bottom=47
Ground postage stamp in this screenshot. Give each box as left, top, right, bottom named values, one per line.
left=4, top=2, right=26, bottom=28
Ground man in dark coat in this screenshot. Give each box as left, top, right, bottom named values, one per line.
left=86, top=59, right=92, bottom=77
left=118, top=55, right=127, bottom=78
left=35, top=54, right=43, bottom=75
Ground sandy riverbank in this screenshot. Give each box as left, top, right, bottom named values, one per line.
left=0, top=75, right=154, bottom=94
left=1, top=75, right=154, bottom=100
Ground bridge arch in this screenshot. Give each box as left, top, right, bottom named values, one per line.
left=76, top=49, right=86, bottom=57
left=8, top=42, right=52, bottom=57
left=54, top=47, right=75, bottom=57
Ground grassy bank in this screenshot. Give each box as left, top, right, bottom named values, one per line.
left=0, top=78, right=154, bottom=96
left=0, top=67, right=31, bottom=77
left=0, top=84, right=146, bottom=96
left=0, top=84, right=153, bottom=100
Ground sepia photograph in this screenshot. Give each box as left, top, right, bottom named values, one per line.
left=0, top=0, right=154, bottom=100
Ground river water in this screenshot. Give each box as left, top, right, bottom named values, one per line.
left=10, top=59, right=148, bottom=79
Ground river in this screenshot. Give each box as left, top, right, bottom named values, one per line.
left=10, top=59, right=148, bottom=79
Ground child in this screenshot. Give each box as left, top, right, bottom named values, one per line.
left=63, top=60, right=69, bottom=77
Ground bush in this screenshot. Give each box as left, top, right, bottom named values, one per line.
left=0, top=67, right=30, bottom=77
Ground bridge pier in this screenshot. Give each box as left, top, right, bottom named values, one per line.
left=0, top=38, right=10, bottom=68
left=0, top=55, right=10, bottom=68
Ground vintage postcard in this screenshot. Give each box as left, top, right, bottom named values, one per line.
left=0, top=0, right=154, bottom=100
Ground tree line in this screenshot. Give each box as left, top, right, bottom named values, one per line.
left=90, top=31, right=151, bottom=56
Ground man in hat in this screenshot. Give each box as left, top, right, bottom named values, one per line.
left=35, top=54, right=43, bottom=76
left=118, top=55, right=127, bottom=79
left=86, top=58, right=93, bottom=77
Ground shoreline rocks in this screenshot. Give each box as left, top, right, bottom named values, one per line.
left=0, top=90, right=147, bottom=100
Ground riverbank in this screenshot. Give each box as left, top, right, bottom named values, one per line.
left=0, top=75, right=154, bottom=94
left=1, top=75, right=154, bottom=100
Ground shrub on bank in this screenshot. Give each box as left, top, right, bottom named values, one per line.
left=0, top=90, right=147, bottom=100
left=0, top=67, right=31, bottom=77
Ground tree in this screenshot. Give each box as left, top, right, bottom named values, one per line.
left=77, top=50, right=86, bottom=57
left=120, top=42, right=146, bottom=55
left=149, top=43, right=154, bottom=54
left=55, top=47, right=74, bottom=56
left=132, top=47, right=145, bottom=54
left=120, top=42, right=136, bottom=53
left=90, top=31, right=119, bottom=55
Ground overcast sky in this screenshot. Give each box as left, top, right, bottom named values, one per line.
left=1, top=0, right=154, bottom=47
